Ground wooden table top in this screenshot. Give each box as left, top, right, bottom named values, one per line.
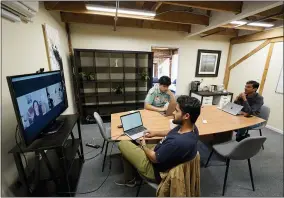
left=111, top=106, right=266, bottom=140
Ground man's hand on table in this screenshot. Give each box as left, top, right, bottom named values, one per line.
left=144, top=131, right=156, bottom=138
left=240, top=111, right=249, bottom=117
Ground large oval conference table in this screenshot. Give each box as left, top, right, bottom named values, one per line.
left=111, top=106, right=265, bottom=141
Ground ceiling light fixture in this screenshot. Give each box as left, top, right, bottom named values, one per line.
left=247, top=22, right=274, bottom=27
left=229, top=21, right=247, bottom=25
left=230, top=20, right=274, bottom=28
left=86, top=4, right=156, bottom=17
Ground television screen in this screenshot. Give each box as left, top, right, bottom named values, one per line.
left=7, top=71, right=68, bottom=146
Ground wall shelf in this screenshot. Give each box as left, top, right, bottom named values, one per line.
left=73, top=49, right=153, bottom=124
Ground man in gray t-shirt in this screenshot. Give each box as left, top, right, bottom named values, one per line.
left=234, top=80, right=264, bottom=141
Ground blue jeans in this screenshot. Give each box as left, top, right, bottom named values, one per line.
left=236, top=123, right=263, bottom=137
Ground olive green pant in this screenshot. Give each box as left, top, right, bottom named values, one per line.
left=118, top=141, right=156, bottom=181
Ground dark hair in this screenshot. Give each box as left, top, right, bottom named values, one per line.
left=33, top=100, right=43, bottom=116
left=177, top=95, right=201, bottom=123
left=246, top=80, right=260, bottom=90
left=158, top=76, right=171, bottom=86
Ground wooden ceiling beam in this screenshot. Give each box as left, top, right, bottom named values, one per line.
left=135, top=1, right=145, bottom=9
left=162, top=1, right=242, bottom=13
left=61, top=12, right=191, bottom=33
left=221, top=24, right=265, bottom=31
left=151, top=2, right=163, bottom=11
left=231, top=27, right=284, bottom=44
left=45, top=1, right=208, bottom=26
left=45, top=1, right=86, bottom=11
left=254, top=5, right=284, bottom=20
left=201, top=28, right=238, bottom=37
left=155, top=12, right=209, bottom=25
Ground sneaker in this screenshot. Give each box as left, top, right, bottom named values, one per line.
left=114, top=178, right=136, bottom=187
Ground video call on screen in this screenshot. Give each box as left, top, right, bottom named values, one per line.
left=11, top=72, right=66, bottom=142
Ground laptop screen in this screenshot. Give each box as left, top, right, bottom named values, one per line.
left=121, top=112, right=142, bottom=131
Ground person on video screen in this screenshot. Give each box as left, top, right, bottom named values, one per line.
left=47, top=93, right=54, bottom=109
left=58, top=88, right=63, bottom=101
left=33, top=100, right=43, bottom=123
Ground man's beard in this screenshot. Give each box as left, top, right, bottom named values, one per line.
left=172, top=117, right=183, bottom=125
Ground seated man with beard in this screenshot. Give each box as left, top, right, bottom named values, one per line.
left=115, top=95, right=201, bottom=186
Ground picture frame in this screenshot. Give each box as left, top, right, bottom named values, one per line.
left=195, top=49, right=221, bottom=77
left=42, top=23, right=63, bottom=71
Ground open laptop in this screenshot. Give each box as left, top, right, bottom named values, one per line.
left=218, top=102, right=243, bottom=116
left=159, top=101, right=177, bottom=116
left=120, top=111, right=148, bottom=140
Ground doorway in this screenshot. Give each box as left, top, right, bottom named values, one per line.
left=151, top=47, right=179, bottom=94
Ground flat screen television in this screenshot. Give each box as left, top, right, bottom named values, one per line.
left=7, top=71, right=68, bottom=146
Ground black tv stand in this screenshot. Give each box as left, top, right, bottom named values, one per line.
left=8, top=114, right=84, bottom=197
left=42, top=119, right=65, bottom=135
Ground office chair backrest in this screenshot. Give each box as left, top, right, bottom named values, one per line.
left=93, top=112, right=109, bottom=140
left=259, top=105, right=270, bottom=124
left=229, top=136, right=267, bottom=160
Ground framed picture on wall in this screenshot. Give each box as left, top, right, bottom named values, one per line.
left=195, top=49, right=221, bottom=77
left=42, top=23, right=63, bottom=71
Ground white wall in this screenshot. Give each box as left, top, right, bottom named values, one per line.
left=228, top=41, right=283, bottom=133
left=1, top=3, right=75, bottom=195
left=70, top=23, right=230, bottom=95
left=158, top=58, right=170, bottom=78
left=171, top=54, right=179, bottom=82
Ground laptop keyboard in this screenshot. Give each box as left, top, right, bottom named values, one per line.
left=127, top=126, right=146, bottom=136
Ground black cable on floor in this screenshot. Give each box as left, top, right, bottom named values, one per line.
left=57, top=134, right=124, bottom=195
left=85, top=152, right=100, bottom=161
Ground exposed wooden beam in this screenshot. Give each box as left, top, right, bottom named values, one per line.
left=201, top=28, right=238, bottom=37
left=142, top=2, right=157, bottom=10
left=136, top=1, right=145, bottom=9
left=223, top=43, right=233, bottom=89
left=162, top=1, right=242, bottom=13
left=231, top=27, right=284, bottom=44
left=151, top=2, right=163, bottom=11
left=254, top=5, right=284, bottom=20
left=259, top=43, right=275, bottom=95
left=222, top=24, right=264, bottom=32
left=155, top=12, right=209, bottom=25
left=45, top=1, right=208, bottom=26
left=61, top=12, right=191, bottom=33
left=270, top=37, right=284, bottom=43
left=45, top=1, right=86, bottom=11
left=229, top=40, right=271, bottom=71
left=188, top=1, right=282, bottom=37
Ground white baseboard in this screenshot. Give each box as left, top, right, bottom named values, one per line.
left=266, top=125, right=283, bottom=134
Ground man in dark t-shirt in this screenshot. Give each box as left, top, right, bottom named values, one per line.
left=234, top=80, right=264, bottom=141
left=115, top=95, right=201, bottom=187
left=152, top=125, right=199, bottom=182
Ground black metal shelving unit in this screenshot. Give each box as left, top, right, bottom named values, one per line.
left=73, top=49, right=153, bottom=124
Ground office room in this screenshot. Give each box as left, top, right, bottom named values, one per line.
left=1, top=1, right=283, bottom=197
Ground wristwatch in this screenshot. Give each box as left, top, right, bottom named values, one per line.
left=141, top=144, right=146, bottom=149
